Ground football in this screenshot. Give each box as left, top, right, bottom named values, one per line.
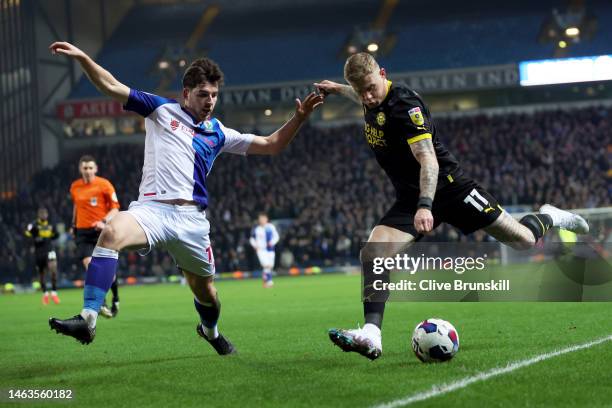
left=412, top=318, right=460, bottom=362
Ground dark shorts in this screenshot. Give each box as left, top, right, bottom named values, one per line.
left=378, top=176, right=503, bottom=237
left=34, top=250, right=56, bottom=272
left=75, top=228, right=100, bottom=260
left=35, top=251, right=48, bottom=272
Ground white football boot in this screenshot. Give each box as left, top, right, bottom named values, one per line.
left=328, top=323, right=382, bottom=360
left=539, top=204, right=589, bottom=234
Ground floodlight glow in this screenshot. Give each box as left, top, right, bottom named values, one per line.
left=367, top=43, right=379, bottom=52
left=519, top=55, right=612, bottom=86
left=565, top=27, right=580, bottom=37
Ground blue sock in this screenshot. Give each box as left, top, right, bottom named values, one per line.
left=194, top=298, right=220, bottom=339
left=83, top=246, right=118, bottom=314
left=263, top=269, right=273, bottom=282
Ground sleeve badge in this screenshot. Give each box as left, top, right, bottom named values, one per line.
left=408, top=107, right=425, bottom=126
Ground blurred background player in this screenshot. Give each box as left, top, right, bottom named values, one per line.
left=249, top=213, right=279, bottom=287
left=24, top=207, right=59, bottom=304
left=70, top=155, right=121, bottom=318
left=316, top=52, right=589, bottom=360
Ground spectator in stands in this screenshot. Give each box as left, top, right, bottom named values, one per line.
left=0, top=107, right=609, bottom=279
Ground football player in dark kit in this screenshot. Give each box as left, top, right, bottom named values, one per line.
left=25, top=207, right=60, bottom=305
left=315, top=52, right=589, bottom=360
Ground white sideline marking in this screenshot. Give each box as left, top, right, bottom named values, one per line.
left=372, top=335, right=612, bottom=408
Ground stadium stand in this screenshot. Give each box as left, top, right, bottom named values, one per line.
left=1, top=106, right=610, bottom=283
left=68, top=2, right=612, bottom=97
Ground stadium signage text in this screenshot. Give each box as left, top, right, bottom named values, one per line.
left=220, top=85, right=314, bottom=107
left=404, top=65, right=518, bottom=93
left=56, top=100, right=130, bottom=120
left=219, top=65, right=519, bottom=106
left=55, top=65, right=519, bottom=117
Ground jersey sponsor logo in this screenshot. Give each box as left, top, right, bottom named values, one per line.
left=364, top=123, right=386, bottom=147
left=90, top=197, right=98, bottom=207
left=170, top=117, right=196, bottom=137
left=408, top=107, right=425, bottom=126
left=39, top=229, right=53, bottom=238
left=376, top=112, right=386, bottom=126
left=182, top=125, right=196, bottom=137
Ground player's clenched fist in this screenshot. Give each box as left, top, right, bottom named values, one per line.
left=313, top=80, right=342, bottom=96
left=414, top=208, right=434, bottom=234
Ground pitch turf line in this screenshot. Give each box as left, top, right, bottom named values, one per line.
left=372, top=334, right=612, bottom=408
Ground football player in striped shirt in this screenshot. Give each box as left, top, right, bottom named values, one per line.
left=47, top=41, right=323, bottom=353
left=249, top=213, right=280, bottom=288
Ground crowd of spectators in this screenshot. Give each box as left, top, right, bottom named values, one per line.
left=63, top=117, right=145, bottom=138
left=1, top=106, right=609, bottom=284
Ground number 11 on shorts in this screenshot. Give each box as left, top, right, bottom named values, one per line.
left=463, top=188, right=490, bottom=212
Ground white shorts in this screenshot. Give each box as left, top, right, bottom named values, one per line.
left=256, top=250, right=275, bottom=269
left=48, top=251, right=57, bottom=261
left=127, top=201, right=215, bottom=277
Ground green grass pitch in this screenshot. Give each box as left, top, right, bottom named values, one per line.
left=1, top=274, right=611, bottom=407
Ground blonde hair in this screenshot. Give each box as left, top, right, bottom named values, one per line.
left=344, top=52, right=379, bottom=85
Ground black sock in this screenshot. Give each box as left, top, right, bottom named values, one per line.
left=110, top=280, right=119, bottom=303
left=362, top=260, right=388, bottom=329
left=40, top=279, right=47, bottom=293
left=51, top=276, right=57, bottom=292
left=520, top=214, right=553, bottom=241
left=194, top=298, right=220, bottom=328
left=364, top=302, right=386, bottom=329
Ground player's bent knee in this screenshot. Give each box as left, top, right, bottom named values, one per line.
left=97, top=225, right=118, bottom=249
left=97, top=223, right=129, bottom=251
left=82, top=257, right=92, bottom=269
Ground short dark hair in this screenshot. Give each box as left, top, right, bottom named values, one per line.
left=79, top=155, right=96, bottom=164
left=182, top=58, right=224, bottom=89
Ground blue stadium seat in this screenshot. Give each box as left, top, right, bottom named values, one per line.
left=67, top=2, right=612, bottom=97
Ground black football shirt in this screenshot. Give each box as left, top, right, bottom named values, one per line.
left=363, top=81, right=461, bottom=199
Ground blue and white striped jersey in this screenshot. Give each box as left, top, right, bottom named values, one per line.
left=123, top=89, right=254, bottom=209
left=250, top=223, right=280, bottom=252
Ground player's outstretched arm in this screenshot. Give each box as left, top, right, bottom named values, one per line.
left=410, top=138, right=440, bottom=233
left=247, top=92, right=324, bottom=155
left=49, top=42, right=130, bottom=104
left=314, top=80, right=361, bottom=104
